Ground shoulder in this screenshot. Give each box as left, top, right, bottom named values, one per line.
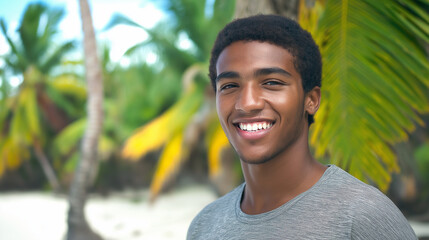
left=187, top=183, right=244, bottom=239
left=325, top=166, right=416, bottom=239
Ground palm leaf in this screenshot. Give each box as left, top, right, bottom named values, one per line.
left=40, top=40, right=75, bottom=74
left=53, top=118, right=87, bottom=156
left=19, top=2, right=47, bottom=63
left=206, top=120, right=230, bottom=177
left=0, top=137, right=30, bottom=177
left=104, top=13, right=197, bottom=70
left=46, top=76, right=86, bottom=117
left=49, top=74, right=87, bottom=100
left=10, top=89, right=32, bottom=144
left=307, top=0, right=429, bottom=191
left=0, top=18, right=27, bottom=72
left=122, top=84, right=204, bottom=160
left=36, top=5, right=65, bottom=54
left=23, top=87, right=41, bottom=138
left=149, top=130, right=186, bottom=200
left=0, top=153, right=4, bottom=177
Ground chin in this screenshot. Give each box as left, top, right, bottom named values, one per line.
left=238, top=152, right=275, bottom=165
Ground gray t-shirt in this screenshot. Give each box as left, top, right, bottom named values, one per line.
left=187, top=165, right=416, bottom=239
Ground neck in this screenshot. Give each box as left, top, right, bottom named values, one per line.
left=240, top=128, right=326, bottom=215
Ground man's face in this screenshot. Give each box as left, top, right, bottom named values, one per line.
left=215, top=41, right=308, bottom=164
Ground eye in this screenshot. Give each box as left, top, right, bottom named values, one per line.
left=219, top=83, right=238, bottom=91
left=263, top=80, right=286, bottom=86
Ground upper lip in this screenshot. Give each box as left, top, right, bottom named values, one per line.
left=232, top=118, right=275, bottom=124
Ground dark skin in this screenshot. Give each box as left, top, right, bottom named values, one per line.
left=215, top=41, right=326, bottom=215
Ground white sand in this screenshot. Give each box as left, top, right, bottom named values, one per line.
left=0, top=185, right=217, bottom=240
left=0, top=185, right=428, bottom=240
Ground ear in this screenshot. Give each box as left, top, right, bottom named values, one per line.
left=304, top=86, right=321, bottom=115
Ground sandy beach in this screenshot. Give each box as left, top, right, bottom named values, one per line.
left=0, top=184, right=428, bottom=240
left=0, top=185, right=216, bottom=240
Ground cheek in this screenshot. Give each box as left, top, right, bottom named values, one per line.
left=268, top=91, right=298, bottom=110
left=270, top=90, right=304, bottom=121
left=216, top=97, right=228, bottom=125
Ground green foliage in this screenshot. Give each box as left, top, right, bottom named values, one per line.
left=415, top=142, right=429, bottom=184
left=0, top=2, right=75, bottom=74
left=306, top=0, right=429, bottom=191
left=165, top=0, right=235, bottom=60
left=119, top=0, right=235, bottom=198
left=0, top=2, right=78, bottom=188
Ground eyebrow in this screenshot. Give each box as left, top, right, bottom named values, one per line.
left=215, top=71, right=240, bottom=82
left=215, top=67, right=291, bottom=82
left=254, top=67, right=291, bottom=78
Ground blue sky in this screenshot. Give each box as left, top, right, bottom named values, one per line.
left=0, top=0, right=165, bottom=64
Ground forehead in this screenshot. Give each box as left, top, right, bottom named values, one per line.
left=216, top=41, right=298, bottom=76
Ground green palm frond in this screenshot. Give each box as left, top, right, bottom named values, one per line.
left=40, top=40, right=76, bottom=73
left=166, top=0, right=235, bottom=59
left=2, top=2, right=74, bottom=74
left=0, top=19, right=27, bottom=72
left=308, top=0, right=429, bottom=191
left=104, top=13, right=197, bottom=71
left=18, top=3, right=47, bottom=62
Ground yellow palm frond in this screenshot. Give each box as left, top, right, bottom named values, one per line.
left=122, top=109, right=173, bottom=160
left=149, top=131, right=186, bottom=200
left=122, top=84, right=204, bottom=160
left=23, top=87, right=41, bottom=138
left=206, top=121, right=230, bottom=178
left=0, top=156, right=4, bottom=177
left=50, top=75, right=87, bottom=100
left=10, top=91, right=32, bottom=144
left=0, top=138, right=29, bottom=173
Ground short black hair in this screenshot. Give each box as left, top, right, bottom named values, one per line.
left=209, top=14, right=322, bottom=125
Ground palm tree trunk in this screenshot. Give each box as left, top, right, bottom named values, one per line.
left=67, top=0, right=103, bottom=239
left=234, top=0, right=299, bottom=19
left=33, top=141, right=61, bottom=192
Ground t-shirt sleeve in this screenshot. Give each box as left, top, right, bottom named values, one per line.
left=350, top=187, right=417, bottom=240
left=187, top=207, right=208, bottom=240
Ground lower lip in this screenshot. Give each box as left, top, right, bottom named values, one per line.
left=236, top=125, right=273, bottom=140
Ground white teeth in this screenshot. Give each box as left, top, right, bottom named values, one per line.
left=238, top=122, right=273, bottom=131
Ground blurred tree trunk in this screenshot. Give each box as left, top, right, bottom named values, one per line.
left=67, top=0, right=103, bottom=239
left=33, top=141, right=61, bottom=192
left=234, top=0, right=299, bottom=19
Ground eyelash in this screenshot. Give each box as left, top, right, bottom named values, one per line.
left=218, top=79, right=286, bottom=92
left=219, top=83, right=238, bottom=91
left=263, top=79, right=286, bottom=86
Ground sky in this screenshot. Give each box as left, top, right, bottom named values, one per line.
left=0, top=0, right=165, bottom=65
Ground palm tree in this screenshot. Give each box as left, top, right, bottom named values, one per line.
left=234, top=0, right=299, bottom=19
left=66, top=0, right=103, bottom=239
left=109, top=0, right=236, bottom=200
left=298, top=0, right=429, bottom=191
left=0, top=2, right=77, bottom=191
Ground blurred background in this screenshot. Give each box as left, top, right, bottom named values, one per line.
left=0, top=0, right=428, bottom=239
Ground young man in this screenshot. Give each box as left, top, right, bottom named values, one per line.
left=187, top=15, right=416, bottom=239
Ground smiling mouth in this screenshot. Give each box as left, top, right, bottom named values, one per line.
left=236, top=121, right=274, bottom=132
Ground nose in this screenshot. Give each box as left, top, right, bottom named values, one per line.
left=235, top=83, right=264, bottom=113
